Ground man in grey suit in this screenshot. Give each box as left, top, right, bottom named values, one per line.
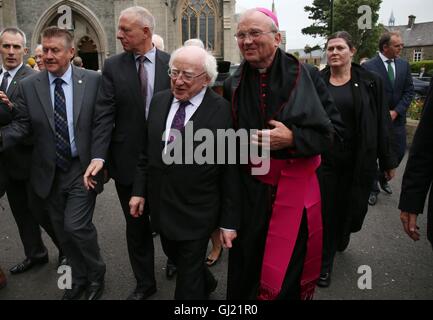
left=84, top=6, right=171, bottom=300
left=0, top=27, right=105, bottom=300
left=0, top=27, right=63, bottom=274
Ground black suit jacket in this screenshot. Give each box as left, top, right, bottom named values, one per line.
left=132, top=88, right=240, bottom=241
left=91, top=49, right=171, bottom=186
left=0, top=66, right=101, bottom=198
left=0, top=65, right=35, bottom=180
left=363, top=55, right=414, bottom=126
left=399, top=79, right=433, bottom=246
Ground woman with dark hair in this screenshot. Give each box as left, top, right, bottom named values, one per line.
left=317, top=31, right=397, bottom=287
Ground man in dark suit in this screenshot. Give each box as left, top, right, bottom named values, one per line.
left=0, top=27, right=106, bottom=300
left=0, top=27, right=63, bottom=275
left=84, top=6, right=171, bottom=300
left=363, top=31, right=414, bottom=205
left=399, top=79, right=433, bottom=249
left=129, top=45, right=239, bottom=299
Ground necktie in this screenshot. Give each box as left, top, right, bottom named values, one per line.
left=137, top=55, right=148, bottom=114
left=53, top=78, right=72, bottom=172
left=169, top=100, right=190, bottom=143
left=386, top=60, right=395, bottom=84
left=0, top=71, right=10, bottom=93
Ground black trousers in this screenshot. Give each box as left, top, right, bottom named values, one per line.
left=372, top=124, right=406, bottom=194
left=160, top=234, right=216, bottom=300
left=46, top=159, right=105, bottom=285
left=318, top=148, right=356, bottom=274
left=115, top=182, right=155, bottom=291
left=7, top=177, right=61, bottom=260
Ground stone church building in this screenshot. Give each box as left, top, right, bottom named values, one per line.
left=0, top=0, right=241, bottom=70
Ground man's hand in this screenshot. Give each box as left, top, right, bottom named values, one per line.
left=220, top=229, right=237, bottom=249
left=390, top=110, right=398, bottom=121
left=129, top=196, right=145, bottom=218
left=400, top=211, right=420, bottom=241
left=384, top=168, right=396, bottom=181
left=252, top=120, right=294, bottom=150
left=0, top=91, right=13, bottom=110
left=83, top=159, right=104, bottom=190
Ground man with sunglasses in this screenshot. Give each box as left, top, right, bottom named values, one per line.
left=224, top=8, right=334, bottom=300
left=84, top=6, right=170, bottom=300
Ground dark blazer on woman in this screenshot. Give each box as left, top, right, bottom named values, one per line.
left=320, top=63, right=398, bottom=231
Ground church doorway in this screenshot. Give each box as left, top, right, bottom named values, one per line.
left=77, top=36, right=98, bottom=70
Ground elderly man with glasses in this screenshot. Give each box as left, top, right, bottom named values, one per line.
left=129, top=45, right=240, bottom=299
left=224, top=8, right=335, bottom=300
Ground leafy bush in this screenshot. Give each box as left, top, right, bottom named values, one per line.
left=410, top=60, right=433, bottom=75
left=407, top=97, right=425, bottom=120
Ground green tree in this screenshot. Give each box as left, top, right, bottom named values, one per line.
left=303, top=0, right=383, bottom=61
left=302, top=0, right=332, bottom=38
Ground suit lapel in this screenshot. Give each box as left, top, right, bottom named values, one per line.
left=155, top=92, right=173, bottom=153
left=123, top=53, right=145, bottom=114
left=6, top=65, right=27, bottom=98
left=72, top=66, right=85, bottom=128
left=374, top=55, right=393, bottom=90
left=188, top=88, right=217, bottom=130
left=35, top=71, right=55, bottom=132
left=154, top=49, right=166, bottom=93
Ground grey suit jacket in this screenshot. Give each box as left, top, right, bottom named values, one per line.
left=0, top=65, right=35, bottom=180
left=0, top=65, right=101, bottom=198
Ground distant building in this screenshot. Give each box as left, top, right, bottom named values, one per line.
left=286, top=48, right=326, bottom=67
left=386, top=15, right=433, bottom=62
left=0, top=0, right=240, bottom=70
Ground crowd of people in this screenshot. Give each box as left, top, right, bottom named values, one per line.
left=0, top=5, right=432, bottom=300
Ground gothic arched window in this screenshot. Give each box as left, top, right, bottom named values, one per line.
left=181, top=0, right=216, bottom=51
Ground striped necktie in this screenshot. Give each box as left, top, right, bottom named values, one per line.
left=53, top=78, right=72, bottom=172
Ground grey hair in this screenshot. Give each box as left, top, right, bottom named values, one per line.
left=169, top=46, right=218, bottom=86
left=152, top=34, right=164, bottom=51
left=120, top=6, right=155, bottom=32
left=0, top=27, right=27, bottom=47
left=184, top=38, right=205, bottom=49
left=239, top=9, right=279, bottom=32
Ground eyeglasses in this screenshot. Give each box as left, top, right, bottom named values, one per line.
left=168, top=68, right=206, bottom=82
left=234, top=30, right=276, bottom=41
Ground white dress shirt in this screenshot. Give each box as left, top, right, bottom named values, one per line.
left=48, top=64, right=77, bottom=157
left=379, top=52, right=396, bottom=76
left=0, top=63, right=23, bottom=92
left=163, top=87, right=207, bottom=150
left=135, top=46, right=157, bottom=118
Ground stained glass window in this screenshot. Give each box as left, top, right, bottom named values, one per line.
left=181, top=0, right=216, bottom=51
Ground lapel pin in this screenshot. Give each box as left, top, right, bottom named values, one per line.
left=78, top=80, right=83, bottom=84
left=13, top=81, right=17, bottom=85
left=354, top=83, right=359, bottom=87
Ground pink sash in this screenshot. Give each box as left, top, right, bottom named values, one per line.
left=253, top=156, right=322, bottom=300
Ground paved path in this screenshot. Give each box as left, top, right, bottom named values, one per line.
left=1, top=154, right=432, bottom=300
